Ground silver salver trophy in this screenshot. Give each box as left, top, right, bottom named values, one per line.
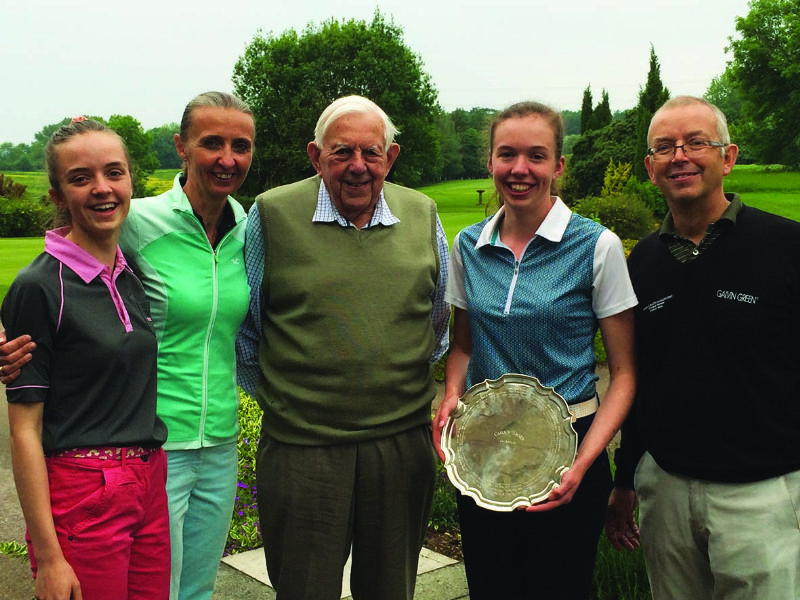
left=439, top=373, right=578, bottom=511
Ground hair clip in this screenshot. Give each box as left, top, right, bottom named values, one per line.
left=71, top=115, right=87, bottom=123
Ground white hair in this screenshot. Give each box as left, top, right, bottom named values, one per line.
left=313, top=95, right=399, bottom=150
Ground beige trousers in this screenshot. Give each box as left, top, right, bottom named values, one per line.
left=636, top=452, right=800, bottom=600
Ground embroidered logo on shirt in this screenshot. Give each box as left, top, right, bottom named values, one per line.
left=716, top=290, right=759, bottom=304
left=642, top=295, right=672, bottom=313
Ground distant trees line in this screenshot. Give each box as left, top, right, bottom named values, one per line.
left=0, top=106, right=576, bottom=187
left=0, top=116, right=179, bottom=198
left=2, top=0, right=796, bottom=201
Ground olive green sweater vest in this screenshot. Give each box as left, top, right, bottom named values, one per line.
left=255, top=176, right=440, bottom=445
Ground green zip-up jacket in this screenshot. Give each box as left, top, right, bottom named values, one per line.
left=119, top=174, right=249, bottom=450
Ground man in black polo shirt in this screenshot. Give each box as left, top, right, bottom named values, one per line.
left=606, top=96, right=800, bottom=599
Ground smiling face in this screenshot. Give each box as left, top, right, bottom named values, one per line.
left=175, top=106, right=255, bottom=204
left=645, top=103, right=737, bottom=208
left=307, top=111, right=400, bottom=229
left=49, top=130, right=132, bottom=248
left=488, top=114, right=565, bottom=215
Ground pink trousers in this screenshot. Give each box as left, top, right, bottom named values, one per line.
left=27, top=447, right=170, bottom=600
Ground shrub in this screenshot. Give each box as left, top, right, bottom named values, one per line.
left=561, top=115, right=638, bottom=204
left=233, top=193, right=256, bottom=215
left=0, top=173, right=27, bottom=200
left=0, top=197, right=53, bottom=237
left=601, top=160, right=632, bottom=198
left=622, top=238, right=639, bottom=257
left=623, top=177, right=667, bottom=217
left=226, top=390, right=262, bottom=555
left=0, top=540, right=27, bottom=560
left=594, top=330, right=607, bottom=364
left=429, top=461, right=459, bottom=532
left=574, top=194, right=654, bottom=240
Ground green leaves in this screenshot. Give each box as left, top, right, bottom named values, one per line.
left=107, top=114, right=160, bottom=197
left=233, top=11, right=441, bottom=192
left=727, top=0, right=800, bottom=167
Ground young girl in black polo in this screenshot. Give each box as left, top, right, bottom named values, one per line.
left=2, top=118, right=169, bottom=600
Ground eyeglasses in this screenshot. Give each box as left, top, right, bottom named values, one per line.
left=648, top=140, right=727, bottom=160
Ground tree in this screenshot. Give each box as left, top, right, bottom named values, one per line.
left=633, top=46, right=670, bottom=181
left=705, top=70, right=744, bottom=128
left=107, top=115, right=159, bottom=197
left=233, top=11, right=441, bottom=192
left=588, top=90, right=612, bottom=131
left=437, top=113, right=463, bottom=181
left=449, top=107, right=495, bottom=180
left=0, top=142, right=34, bottom=172
left=727, top=0, right=800, bottom=167
left=705, top=69, right=752, bottom=161
left=563, top=134, right=581, bottom=156
left=562, top=112, right=638, bottom=202
left=27, top=118, right=73, bottom=171
left=580, top=86, right=593, bottom=134
left=562, top=110, right=581, bottom=136
left=149, top=122, right=182, bottom=170
left=459, top=128, right=489, bottom=179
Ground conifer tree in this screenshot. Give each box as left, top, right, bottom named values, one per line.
left=633, top=46, right=670, bottom=182
left=580, top=86, right=593, bottom=134
left=589, top=89, right=613, bottom=131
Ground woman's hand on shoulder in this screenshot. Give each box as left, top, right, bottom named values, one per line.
left=0, top=331, right=36, bottom=384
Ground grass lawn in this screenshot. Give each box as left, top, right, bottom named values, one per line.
left=2, top=171, right=50, bottom=202
left=1, top=169, right=183, bottom=202
left=0, top=238, right=44, bottom=305
left=147, top=169, right=181, bottom=195
left=418, top=179, right=494, bottom=246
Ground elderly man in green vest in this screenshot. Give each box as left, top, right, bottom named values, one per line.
left=236, top=95, right=450, bottom=600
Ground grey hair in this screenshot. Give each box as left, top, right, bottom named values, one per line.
left=179, top=91, right=253, bottom=142
left=313, top=95, right=399, bottom=150
left=649, top=96, right=731, bottom=155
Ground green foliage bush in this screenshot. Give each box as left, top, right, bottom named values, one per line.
left=226, top=390, right=262, bottom=555
left=561, top=116, right=638, bottom=204
left=0, top=173, right=27, bottom=199
left=0, top=197, right=53, bottom=237
left=601, top=161, right=632, bottom=198
left=233, top=11, right=441, bottom=192
left=574, top=194, right=654, bottom=240
left=429, top=461, right=459, bottom=532
left=0, top=540, right=28, bottom=560
left=233, top=194, right=256, bottom=215
left=623, top=177, right=667, bottom=217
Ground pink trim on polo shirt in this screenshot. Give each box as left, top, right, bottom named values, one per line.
left=44, top=228, right=134, bottom=333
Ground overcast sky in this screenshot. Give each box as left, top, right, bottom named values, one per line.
left=3, top=0, right=750, bottom=145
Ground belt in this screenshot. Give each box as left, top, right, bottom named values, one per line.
left=52, top=446, right=154, bottom=460
left=569, top=394, right=599, bottom=421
